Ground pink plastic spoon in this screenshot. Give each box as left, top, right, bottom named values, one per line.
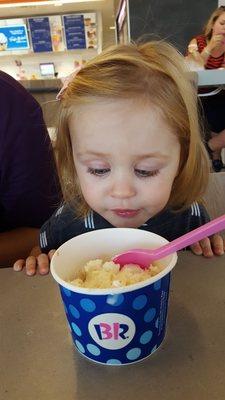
left=113, top=214, right=225, bottom=268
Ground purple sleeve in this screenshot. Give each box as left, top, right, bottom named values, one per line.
left=0, top=72, right=61, bottom=230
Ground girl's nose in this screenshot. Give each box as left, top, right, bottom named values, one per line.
left=110, top=176, right=136, bottom=199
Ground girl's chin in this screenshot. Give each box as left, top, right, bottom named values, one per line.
left=107, top=216, right=146, bottom=229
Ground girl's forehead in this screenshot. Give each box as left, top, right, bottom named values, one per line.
left=69, top=98, right=164, bottom=132
left=69, top=97, right=162, bottom=122
left=69, top=99, right=179, bottom=154
left=217, top=12, right=225, bottom=22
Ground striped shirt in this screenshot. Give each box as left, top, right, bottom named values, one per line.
left=39, top=202, right=210, bottom=253
left=195, top=35, right=225, bottom=69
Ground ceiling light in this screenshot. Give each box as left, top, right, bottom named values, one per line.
left=0, top=0, right=104, bottom=8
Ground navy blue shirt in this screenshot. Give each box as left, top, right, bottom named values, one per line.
left=40, top=202, right=210, bottom=252
left=0, top=71, right=61, bottom=231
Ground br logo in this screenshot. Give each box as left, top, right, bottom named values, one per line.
left=88, top=313, right=136, bottom=350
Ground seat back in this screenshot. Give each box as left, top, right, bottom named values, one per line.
left=203, top=172, right=225, bottom=219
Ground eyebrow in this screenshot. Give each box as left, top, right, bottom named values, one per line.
left=77, top=151, right=110, bottom=157
left=76, top=151, right=169, bottom=160
left=133, top=153, right=170, bottom=160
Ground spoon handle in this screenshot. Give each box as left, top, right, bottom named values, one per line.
left=152, top=214, right=225, bottom=260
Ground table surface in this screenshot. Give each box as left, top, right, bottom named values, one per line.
left=196, top=69, right=225, bottom=87
left=1, top=252, right=225, bottom=400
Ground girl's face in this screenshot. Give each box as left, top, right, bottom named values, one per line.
left=213, top=12, right=225, bottom=37
left=69, top=98, right=180, bottom=228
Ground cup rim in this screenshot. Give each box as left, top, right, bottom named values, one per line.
left=50, top=228, right=178, bottom=295
left=51, top=252, right=177, bottom=295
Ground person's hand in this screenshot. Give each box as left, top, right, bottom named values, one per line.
left=190, top=234, right=225, bottom=257
left=13, top=246, right=56, bottom=276
left=208, top=34, right=224, bottom=52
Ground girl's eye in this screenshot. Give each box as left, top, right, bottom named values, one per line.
left=87, top=167, right=110, bottom=176
left=135, top=169, right=159, bottom=178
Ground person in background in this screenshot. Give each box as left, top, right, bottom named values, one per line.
left=13, top=40, right=225, bottom=276
left=187, top=6, right=225, bottom=172
left=0, top=70, right=61, bottom=266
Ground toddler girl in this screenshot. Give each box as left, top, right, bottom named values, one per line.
left=14, top=40, right=225, bottom=275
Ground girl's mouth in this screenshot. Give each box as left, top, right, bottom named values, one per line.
left=111, top=209, right=140, bottom=218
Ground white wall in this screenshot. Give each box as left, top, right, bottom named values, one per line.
left=0, top=11, right=102, bottom=80
left=0, top=47, right=98, bottom=80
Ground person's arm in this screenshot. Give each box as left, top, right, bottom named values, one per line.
left=13, top=206, right=61, bottom=275
left=187, top=35, right=225, bottom=67
left=0, top=227, right=39, bottom=266
left=13, top=203, right=80, bottom=276
left=187, top=39, right=210, bottom=66
left=0, top=79, right=61, bottom=232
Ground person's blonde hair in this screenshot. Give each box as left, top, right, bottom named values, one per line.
left=204, top=6, right=225, bottom=40
left=55, top=40, right=210, bottom=217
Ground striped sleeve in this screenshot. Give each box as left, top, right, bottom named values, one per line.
left=189, top=202, right=210, bottom=228
left=39, top=207, right=65, bottom=253
left=39, top=205, right=98, bottom=253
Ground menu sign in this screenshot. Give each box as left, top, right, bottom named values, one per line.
left=28, top=17, right=52, bottom=52
left=63, top=14, right=86, bottom=50
left=0, top=25, right=29, bottom=51
left=63, top=13, right=97, bottom=50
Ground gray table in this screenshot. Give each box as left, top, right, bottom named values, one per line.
left=197, top=69, right=225, bottom=87
left=1, top=252, right=225, bottom=400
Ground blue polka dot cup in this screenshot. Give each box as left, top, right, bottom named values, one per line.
left=50, top=228, right=177, bottom=365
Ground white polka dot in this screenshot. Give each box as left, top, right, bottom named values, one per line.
left=106, top=294, right=124, bottom=306
left=75, top=340, right=85, bottom=353
left=126, top=347, right=141, bottom=360
left=144, top=308, right=156, bottom=322
left=71, top=322, right=82, bottom=336
left=154, top=280, right=161, bottom=290
left=132, top=295, right=147, bottom=310
left=69, top=304, right=80, bottom=319
left=80, top=298, right=96, bottom=312
left=62, top=287, right=71, bottom=297
left=140, top=330, right=153, bottom=345
left=106, top=359, right=122, bottom=365
left=87, top=344, right=101, bottom=356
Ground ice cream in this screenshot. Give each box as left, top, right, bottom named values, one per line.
left=70, top=259, right=164, bottom=289
left=0, top=33, right=8, bottom=51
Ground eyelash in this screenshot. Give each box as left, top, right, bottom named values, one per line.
left=135, top=169, right=159, bottom=178
left=87, top=167, right=159, bottom=178
left=88, top=168, right=110, bottom=176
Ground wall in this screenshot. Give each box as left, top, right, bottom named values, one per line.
left=0, top=1, right=116, bottom=79
left=114, top=0, right=121, bottom=15
left=0, top=47, right=98, bottom=80
left=128, top=0, right=218, bottom=53
left=0, top=11, right=102, bottom=79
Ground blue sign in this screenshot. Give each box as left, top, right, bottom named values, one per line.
left=63, top=14, right=86, bottom=50
left=28, top=17, right=52, bottom=53
left=0, top=25, right=29, bottom=50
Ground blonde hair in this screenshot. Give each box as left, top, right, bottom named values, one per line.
left=204, top=6, right=225, bottom=40
left=55, top=40, right=210, bottom=217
